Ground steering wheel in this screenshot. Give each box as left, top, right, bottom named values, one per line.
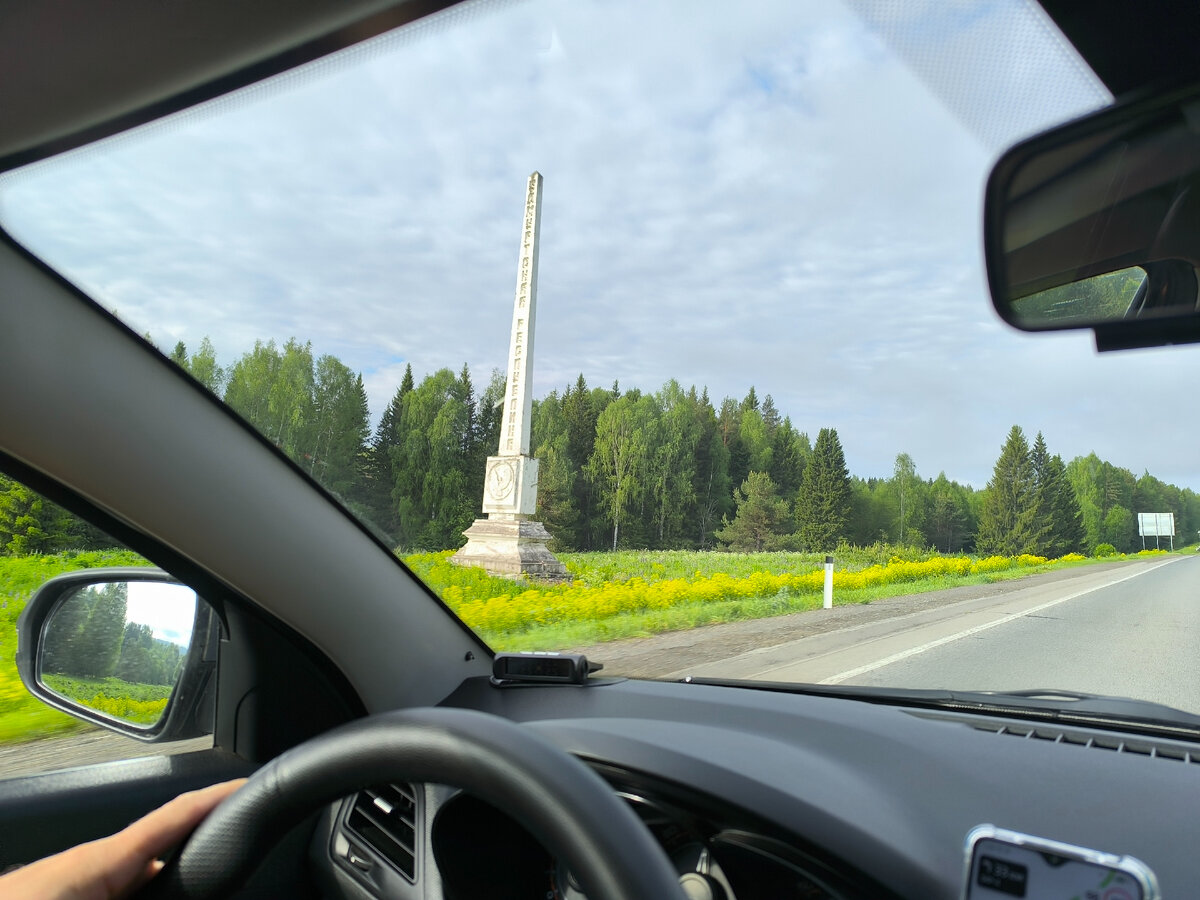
left=138, top=707, right=689, bottom=900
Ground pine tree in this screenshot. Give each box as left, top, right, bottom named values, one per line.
left=1026, top=433, right=1085, bottom=556
left=719, top=397, right=750, bottom=492
left=1026, top=433, right=1056, bottom=555
left=760, top=394, right=781, bottom=432
left=691, top=386, right=731, bottom=548
left=794, top=427, right=850, bottom=552
left=1046, top=453, right=1085, bottom=555
left=364, top=372, right=410, bottom=533
left=71, top=583, right=128, bottom=679
left=977, top=425, right=1039, bottom=556
left=42, top=587, right=93, bottom=674
left=715, top=471, right=789, bottom=551
left=768, top=419, right=808, bottom=501
left=562, top=375, right=601, bottom=549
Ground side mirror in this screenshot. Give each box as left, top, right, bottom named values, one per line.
left=985, top=81, right=1200, bottom=350
left=16, top=568, right=217, bottom=742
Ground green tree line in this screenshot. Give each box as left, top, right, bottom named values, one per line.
left=2, top=337, right=1198, bottom=556
left=42, top=583, right=183, bottom=686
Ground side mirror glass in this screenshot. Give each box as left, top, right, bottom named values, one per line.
left=17, top=568, right=217, bottom=741
left=985, top=81, right=1200, bottom=349
left=39, top=580, right=197, bottom=729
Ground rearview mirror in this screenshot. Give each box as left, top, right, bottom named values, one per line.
left=17, top=568, right=217, bottom=741
left=985, top=82, right=1200, bottom=350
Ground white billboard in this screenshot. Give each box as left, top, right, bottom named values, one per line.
left=1138, top=512, right=1175, bottom=537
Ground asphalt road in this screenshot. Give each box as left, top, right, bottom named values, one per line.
left=0, top=732, right=210, bottom=780
left=655, top=555, right=1200, bottom=714
left=842, top=554, right=1200, bottom=711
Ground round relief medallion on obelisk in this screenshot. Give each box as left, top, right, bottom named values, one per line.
left=486, top=458, right=517, bottom=501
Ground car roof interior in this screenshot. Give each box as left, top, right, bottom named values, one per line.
left=2, top=1, right=1199, bottom=176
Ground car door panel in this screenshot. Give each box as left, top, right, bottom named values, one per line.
left=0, top=749, right=253, bottom=867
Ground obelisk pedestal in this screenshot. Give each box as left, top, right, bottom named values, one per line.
left=453, top=517, right=570, bottom=580
left=451, top=173, right=571, bottom=582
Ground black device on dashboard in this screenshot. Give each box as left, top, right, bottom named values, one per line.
left=492, top=651, right=602, bottom=685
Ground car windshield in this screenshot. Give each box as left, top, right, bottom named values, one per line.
left=4, top=0, right=1199, bottom=717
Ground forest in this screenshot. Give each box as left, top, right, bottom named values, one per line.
left=42, top=583, right=183, bottom=687
left=2, top=336, right=1198, bottom=558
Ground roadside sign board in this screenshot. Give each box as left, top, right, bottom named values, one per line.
left=1138, top=512, right=1175, bottom=537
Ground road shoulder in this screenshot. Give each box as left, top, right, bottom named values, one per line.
left=573, top=560, right=1156, bottom=679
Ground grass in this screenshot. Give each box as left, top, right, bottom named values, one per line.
left=412, top=547, right=1168, bottom=652
left=486, top=565, right=1093, bottom=651
left=42, top=674, right=170, bottom=725
left=0, top=550, right=153, bottom=745
left=0, top=705, right=93, bottom=744
left=558, top=544, right=954, bottom=585
left=42, top=675, right=173, bottom=704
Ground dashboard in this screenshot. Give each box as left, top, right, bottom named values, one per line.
left=316, top=763, right=885, bottom=900
left=306, top=676, right=1194, bottom=899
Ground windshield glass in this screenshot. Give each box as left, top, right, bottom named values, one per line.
left=5, top=0, right=1199, bottom=715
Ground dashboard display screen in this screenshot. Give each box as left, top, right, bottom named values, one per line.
left=964, top=827, right=1158, bottom=900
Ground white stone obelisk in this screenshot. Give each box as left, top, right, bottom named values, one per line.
left=484, top=172, right=541, bottom=519
left=451, top=173, right=570, bottom=581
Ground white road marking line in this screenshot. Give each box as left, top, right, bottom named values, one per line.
left=818, top=559, right=1181, bottom=685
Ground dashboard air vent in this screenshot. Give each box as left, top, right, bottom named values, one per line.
left=972, top=722, right=1200, bottom=766
left=345, top=783, right=418, bottom=881
left=906, top=709, right=1200, bottom=768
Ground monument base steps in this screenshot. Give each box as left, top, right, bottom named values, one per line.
left=450, top=518, right=573, bottom=583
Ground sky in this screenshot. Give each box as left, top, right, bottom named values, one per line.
left=2, top=0, right=1196, bottom=492
left=125, top=582, right=196, bottom=646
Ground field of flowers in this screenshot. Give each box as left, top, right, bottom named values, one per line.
left=404, top=547, right=1109, bottom=644
left=42, top=675, right=170, bottom=725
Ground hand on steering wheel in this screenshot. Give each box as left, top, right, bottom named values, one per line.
left=139, top=707, right=689, bottom=900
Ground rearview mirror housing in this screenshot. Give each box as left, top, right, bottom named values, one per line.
left=985, top=81, right=1200, bottom=350
left=16, top=568, right=218, bottom=742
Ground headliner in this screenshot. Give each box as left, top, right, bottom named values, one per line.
left=1, top=2, right=1196, bottom=172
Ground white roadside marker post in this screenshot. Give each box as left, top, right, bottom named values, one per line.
left=823, top=555, right=834, bottom=610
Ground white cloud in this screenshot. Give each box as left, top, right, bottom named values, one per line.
left=2, top=0, right=1195, bottom=492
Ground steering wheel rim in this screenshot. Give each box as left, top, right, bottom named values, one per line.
left=138, top=707, right=688, bottom=900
